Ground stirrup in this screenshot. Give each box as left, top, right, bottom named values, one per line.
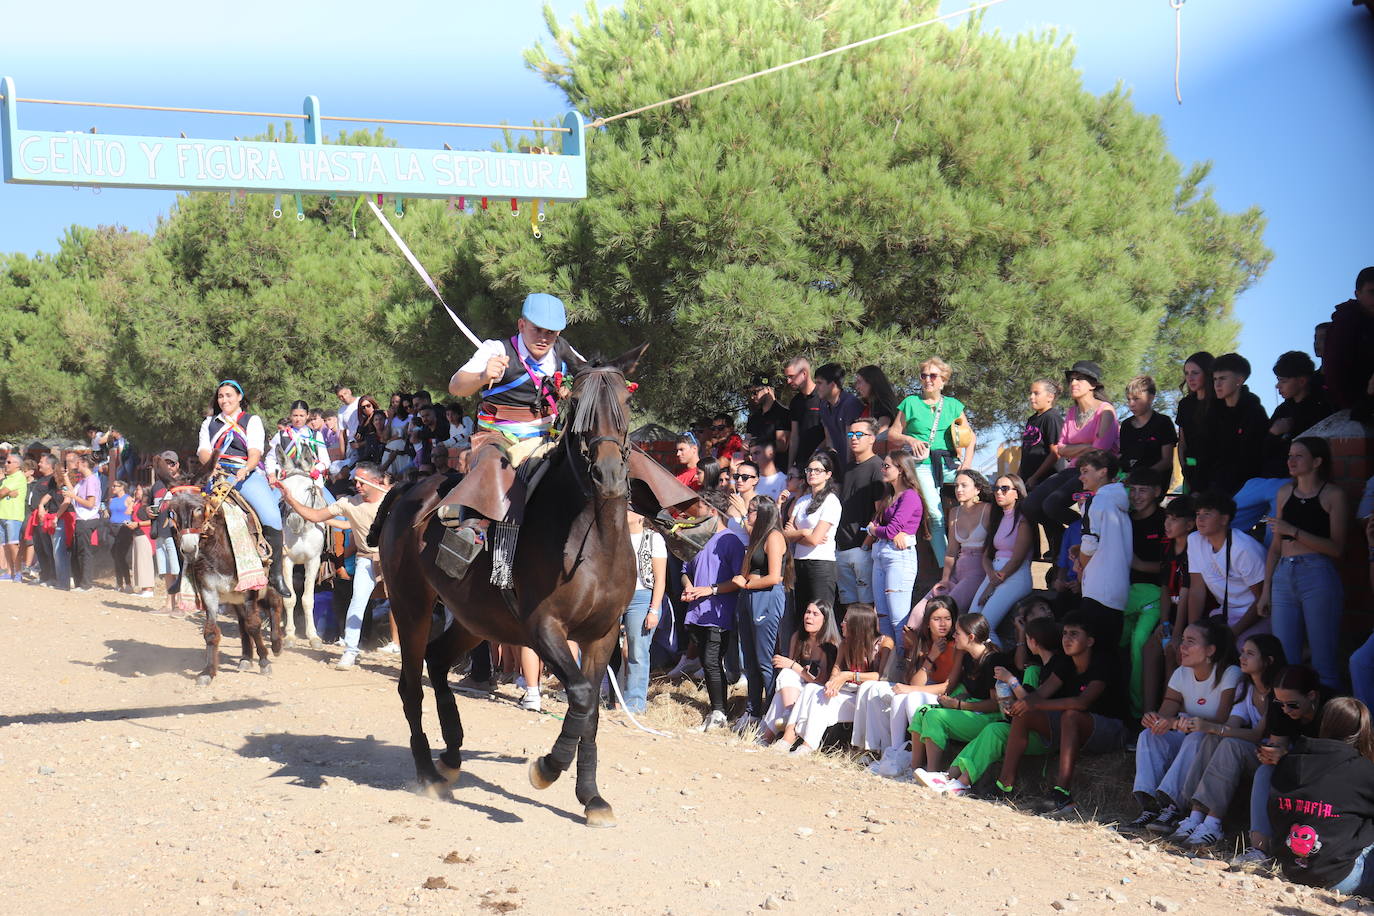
left=437, top=525, right=485, bottom=580
left=437, top=502, right=466, bottom=527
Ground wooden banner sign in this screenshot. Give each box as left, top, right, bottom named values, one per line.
left=0, top=78, right=587, bottom=202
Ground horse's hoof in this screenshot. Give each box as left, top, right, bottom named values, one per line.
left=584, top=799, right=617, bottom=829
left=528, top=757, right=557, bottom=791
left=284, top=636, right=296, bottom=649
left=195, top=674, right=212, bottom=687
left=259, top=660, right=272, bottom=677
left=237, top=659, right=254, bottom=673
left=309, top=637, right=323, bottom=650
left=416, top=780, right=450, bottom=800
left=436, top=760, right=462, bottom=785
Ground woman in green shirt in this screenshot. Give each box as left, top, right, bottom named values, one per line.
left=888, top=357, right=977, bottom=562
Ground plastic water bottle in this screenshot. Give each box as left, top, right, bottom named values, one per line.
left=995, top=681, right=1016, bottom=715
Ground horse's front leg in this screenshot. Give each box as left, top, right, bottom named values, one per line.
left=196, top=590, right=222, bottom=686
left=574, top=631, right=617, bottom=828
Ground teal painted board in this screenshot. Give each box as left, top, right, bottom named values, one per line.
left=0, top=80, right=587, bottom=202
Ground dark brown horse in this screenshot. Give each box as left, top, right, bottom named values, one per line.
left=371, top=347, right=645, bottom=827
left=156, top=457, right=284, bottom=686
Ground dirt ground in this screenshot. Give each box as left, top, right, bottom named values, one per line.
left=1, top=579, right=1366, bottom=916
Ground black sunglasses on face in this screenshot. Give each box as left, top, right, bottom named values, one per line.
left=994, top=485, right=1015, bottom=493
left=1278, top=700, right=1305, bottom=711
left=733, top=473, right=757, bottom=481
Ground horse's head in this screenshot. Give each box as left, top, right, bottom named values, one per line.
left=159, top=485, right=208, bottom=554
left=567, top=342, right=647, bottom=500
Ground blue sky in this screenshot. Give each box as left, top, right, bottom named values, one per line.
left=2, top=0, right=1369, bottom=410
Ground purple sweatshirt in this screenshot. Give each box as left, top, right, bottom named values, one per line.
left=683, top=528, right=746, bottom=629
left=870, top=489, right=923, bottom=541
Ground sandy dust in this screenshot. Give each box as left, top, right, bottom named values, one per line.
left=0, top=576, right=1364, bottom=915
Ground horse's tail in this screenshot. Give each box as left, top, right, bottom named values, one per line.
left=367, top=482, right=408, bottom=548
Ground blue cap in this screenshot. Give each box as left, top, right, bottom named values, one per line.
left=521, top=293, right=567, bottom=332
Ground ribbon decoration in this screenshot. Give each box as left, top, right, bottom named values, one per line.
left=272, top=194, right=283, bottom=218
left=294, top=193, right=305, bottom=221
left=366, top=199, right=483, bottom=349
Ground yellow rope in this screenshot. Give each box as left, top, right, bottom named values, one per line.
left=0, top=95, right=567, bottom=132
left=590, top=0, right=1013, bottom=128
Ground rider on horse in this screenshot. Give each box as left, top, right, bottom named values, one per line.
left=197, top=379, right=291, bottom=597
left=429, top=293, right=703, bottom=583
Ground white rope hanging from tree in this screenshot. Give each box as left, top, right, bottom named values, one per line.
left=1171, top=0, right=1186, bottom=104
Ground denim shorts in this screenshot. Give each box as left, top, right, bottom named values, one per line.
left=0, top=518, right=21, bottom=545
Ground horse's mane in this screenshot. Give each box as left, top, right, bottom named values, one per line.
left=569, top=366, right=626, bottom=436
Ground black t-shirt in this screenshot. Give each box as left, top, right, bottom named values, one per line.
left=1261, top=394, right=1334, bottom=478
left=835, top=455, right=884, bottom=550
left=1119, top=411, right=1178, bottom=474
left=1161, top=539, right=1190, bottom=608
left=1205, top=389, right=1270, bottom=497
left=957, top=650, right=1014, bottom=702
left=1018, top=409, right=1064, bottom=482
left=1043, top=649, right=1128, bottom=720
left=788, top=388, right=826, bottom=468
left=795, top=641, right=839, bottom=682
left=745, top=400, right=791, bottom=448
left=26, top=474, right=51, bottom=516
left=1129, top=509, right=1167, bottom=586
left=1267, top=692, right=1334, bottom=740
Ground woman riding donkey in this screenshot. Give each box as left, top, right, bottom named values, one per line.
left=426, top=293, right=703, bottom=584
left=197, top=379, right=291, bottom=597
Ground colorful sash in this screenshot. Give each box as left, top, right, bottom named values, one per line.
left=211, top=412, right=251, bottom=466
left=477, top=336, right=563, bottom=441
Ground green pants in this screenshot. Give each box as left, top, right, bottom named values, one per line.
left=1120, top=582, right=1162, bottom=720
left=910, top=705, right=999, bottom=749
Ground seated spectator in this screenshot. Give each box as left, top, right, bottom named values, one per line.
left=1141, top=495, right=1196, bottom=716
left=908, top=612, right=1013, bottom=792
left=1176, top=353, right=1216, bottom=495
left=814, top=364, right=865, bottom=471
left=760, top=600, right=839, bottom=745
left=1187, top=491, right=1268, bottom=645
left=971, top=474, right=1036, bottom=642
left=1262, top=437, right=1348, bottom=691
left=1119, top=375, right=1177, bottom=478
left=779, top=603, right=891, bottom=755
left=1351, top=484, right=1374, bottom=708
left=856, top=595, right=959, bottom=769
left=942, top=615, right=1063, bottom=795
left=888, top=357, right=976, bottom=563
left=1234, top=351, right=1333, bottom=537
left=1009, top=593, right=1055, bottom=673
left=1269, top=697, right=1374, bottom=893
left=1125, top=616, right=1240, bottom=835
left=866, top=450, right=924, bottom=638
left=1323, top=266, right=1374, bottom=418
left=744, top=375, right=791, bottom=455
left=1074, top=449, right=1132, bottom=651
left=853, top=365, right=900, bottom=440
left=1132, top=634, right=1286, bottom=848
left=730, top=494, right=790, bottom=731
left=1022, top=360, right=1120, bottom=561
left=907, top=469, right=992, bottom=637
left=1019, top=378, right=1064, bottom=491
left=1122, top=467, right=1167, bottom=719
left=680, top=492, right=747, bottom=732
left=1205, top=353, right=1270, bottom=498
left=750, top=439, right=787, bottom=501
left=993, top=610, right=1128, bottom=814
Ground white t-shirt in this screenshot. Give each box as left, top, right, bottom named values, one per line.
left=1186, top=530, right=1267, bottom=626
left=755, top=471, right=787, bottom=502
left=1168, top=663, right=1242, bottom=723
left=629, top=528, right=667, bottom=591
left=790, top=492, right=842, bottom=562
left=460, top=336, right=557, bottom=377
left=337, top=399, right=360, bottom=440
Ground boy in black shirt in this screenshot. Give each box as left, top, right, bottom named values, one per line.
left=1205, top=353, right=1271, bottom=497
left=993, top=610, right=1127, bottom=815
left=1123, top=467, right=1167, bottom=719
left=1118, top=375, right=1177, bottom=477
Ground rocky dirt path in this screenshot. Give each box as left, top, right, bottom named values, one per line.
left=0, top=583, right=1362, bottom=915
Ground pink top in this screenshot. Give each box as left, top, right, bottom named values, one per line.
left=993, top=510, right=1019, bottom=559
left=1059, top=400, right=1120, bottom=465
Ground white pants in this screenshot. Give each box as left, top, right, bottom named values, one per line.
left=787, top=680, right=860, bottom=749
left=763, top=667, right=805, bottom=734
left=851, top=680, right=941, bottom=751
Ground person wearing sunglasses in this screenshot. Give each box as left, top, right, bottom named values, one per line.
left=726, top=460, right=762, bottom=530
left=706, top=413, right=745, bottom=470
left=888, top=357, right=976, bottom=564
left=970, top=474, right=1036, bottom=643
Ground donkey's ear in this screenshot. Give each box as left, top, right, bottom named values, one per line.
left=610, top=341, right=650, bottom=377
left=192, top=450, right=220, bottom=487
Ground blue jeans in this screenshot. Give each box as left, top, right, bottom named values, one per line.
left=914, top=463, right=947, bottom=562
left=1352, top=634, right=1374, bottom=710
left=1232, top=477, right=1286, bottom=545
left=232, top=469, right=282, bottom=529
left=736, top=584, right=787, bottom=717
left=52, top=528, right=71, bottom=589
left=871, top=539, right=919, bottom=638
left=835, top=546, right=874, bottom=603
left=621, top=589, right=658, bottom=713
left=1271, top=554, right=1345, bottom=690
left=342, top=557, right=377, bottom=655
left=1251, top=762, right=1274, bottom=839
left=1333, top=843, right=1374, bottom=896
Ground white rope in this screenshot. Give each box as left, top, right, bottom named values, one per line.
left=591, top=0, right=1013, bottom=127
left=605, top=665, right=675, bottom=738
left=1171, top=0, right=1185, bottom=105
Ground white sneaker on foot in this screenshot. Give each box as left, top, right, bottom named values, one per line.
left=914, top=768, right=955, bottom=792
left=695, top=710, right=727, bottom=732
left=519, top=690, right=542, bottom=712
left=379, top=641, right=400, bottom=654
left=333, top=652, right=358, bottom=670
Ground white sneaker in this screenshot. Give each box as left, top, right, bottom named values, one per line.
left=695, top=710, right=727, bottom=732
left=519, top=690, right=542, bottom=712
left=914, top=768, right=954, bottom=792
left=1228, top=846, right=1272, bottom=871
left=138, top=589, right=155, bottom=599
left=1185, top=819, right=1224, bottom=848
left=730, top=674, right=748, bottom=692
left=1169, top=814, right=1205, bottom=841
left=333, top=652, right=358, bottom=670
left=379, top=641, right=400, bottom=654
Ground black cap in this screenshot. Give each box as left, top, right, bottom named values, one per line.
left=747, top=373, right=777, bottom=390
left=1065, top=360, right=1105, bottom=385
